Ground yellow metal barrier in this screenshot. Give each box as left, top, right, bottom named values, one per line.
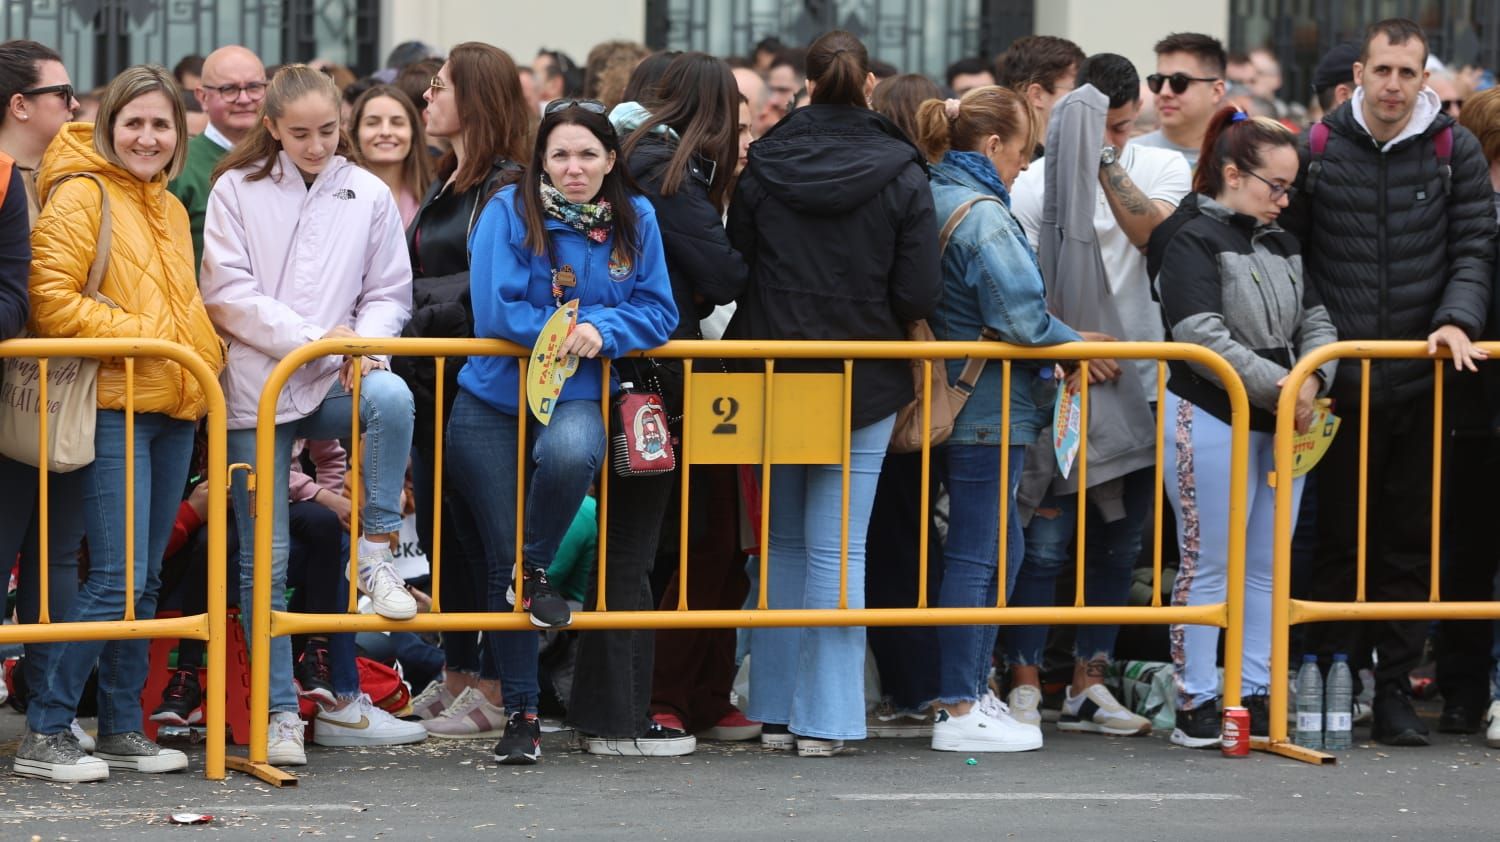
left=1270, top=340, right=1500, bottom=765
left=242, top=337, right=1252, bottom=784
left=0, top=338, right=229, bottom=780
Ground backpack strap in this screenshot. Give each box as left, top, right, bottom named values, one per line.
left=937, top=194, right=1010, bottom=394
left=1305, top=121, right=1330, bottom=197
left=0, top=151, right=13, bottom=211
left=1435, top=124, right=1453, bottom=196
left=46, top=173, right=112, bottom=298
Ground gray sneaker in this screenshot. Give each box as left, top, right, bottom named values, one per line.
left=93, top=731, right=189, bottom=773
left=13, top=731, right=110, bottom=782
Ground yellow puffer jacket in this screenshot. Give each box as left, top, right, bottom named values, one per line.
left=29, top=122, right=225, bottom=421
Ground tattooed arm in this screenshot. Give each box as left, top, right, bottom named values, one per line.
left=1099, top=159, right=1176, bottom=248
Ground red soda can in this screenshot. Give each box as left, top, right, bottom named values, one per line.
left=1221, top=706, right=1250, bottom=757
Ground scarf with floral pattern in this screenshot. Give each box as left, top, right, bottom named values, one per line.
left=540, top=175, right=613, bottom=244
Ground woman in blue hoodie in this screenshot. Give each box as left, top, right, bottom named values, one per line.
left=445, top=101, right=676, bottom=766
left=911, top=86, right=1086, bottom=755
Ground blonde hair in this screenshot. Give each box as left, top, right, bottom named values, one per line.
left=93, top=65, right=189, bottom=181
left=1459, top=87, right=1500, bottom=164
left=911, top=85, right=1035, bottom=164
left=213, top=64, right=349, bottom=183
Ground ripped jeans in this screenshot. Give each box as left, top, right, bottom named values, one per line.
left=1004, top=466, right=1152, bottom=668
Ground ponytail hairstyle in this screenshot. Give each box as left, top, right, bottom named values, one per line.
left=911, top=85, right=1035, bottom=164
left=805, top=30, right=870, bottom=108
left=1193, top=105, right=1295, bottom=196
left=620, top=51, right=738, bottom=207
left=213, top=64, right=350, bottom=183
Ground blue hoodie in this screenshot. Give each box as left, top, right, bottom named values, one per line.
left=458, top=184, right=678, bottom=416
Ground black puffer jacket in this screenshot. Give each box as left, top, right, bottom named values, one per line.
left=1282, top=96, right=1495, bottom=404
left=726, top=105, right=942, bottom=429
left=395, top=159, right=521, bottom=441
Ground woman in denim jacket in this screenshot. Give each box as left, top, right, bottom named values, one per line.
left=911, top=87, right=1084, bottom=755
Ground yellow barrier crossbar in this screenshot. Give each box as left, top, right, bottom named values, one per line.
left=244, top=337, right=1251, bottom=782
left=0, top=338, right=228, bottom=781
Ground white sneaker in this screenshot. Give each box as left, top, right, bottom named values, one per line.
left=931, top=706, right=1043, bottom=753
left=356, top=545, right=418, bottom=620
left=1485, top=700, right=1500, bottom=749
left=976, top=689, right=1011, bottom=719
left=409, top=680, right=457, bottom=721
left=70, top=719, right=96, bottom=753
left=795, top=736, right=849, bottom=757
left=1007, top=685, right=1044, bottom=728
left=585, top=723, right=696, bottom=757
left=1058, top=684, right=1152, bottom=736
left=422, top=687, right=507, bottom=739
left=267, top=711, right=307, bottom=766
left=314, top=694, right=428, bottom=747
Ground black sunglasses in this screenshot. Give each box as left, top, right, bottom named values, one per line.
left=19, top=83, right=74, bottom=103
left=544, top=98, right=607, bottom=116
left=1147, top=72, right=1220, bottom=95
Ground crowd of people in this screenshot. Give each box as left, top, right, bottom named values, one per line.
left=1, top=15, right=1498, bottom=784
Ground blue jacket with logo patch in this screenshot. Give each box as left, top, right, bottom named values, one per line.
left=458, top=184, right=678, bottom=417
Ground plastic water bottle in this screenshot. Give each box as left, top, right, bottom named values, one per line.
left=1294, top=654, right=1324, bottom=749
left=1324, top=654, right=1354, bottom=750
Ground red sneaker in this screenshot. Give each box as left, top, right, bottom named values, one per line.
left=651, top=712, right=687, bottom=733
left=697, top=709, right=762, bottom=742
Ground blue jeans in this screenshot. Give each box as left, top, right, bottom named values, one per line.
left=746, top=413, right=895, bottom=740
left=1005, top=466, right=1153, bottom=668
left=28, top=411, right=195, bottom=735
left=445, top=389, right=604, bottom=714
left=228, top=373, right=414, bottom=714
left=933, top=444, right=1026, bottom=704
left=0, top=457, right=87, bottom=703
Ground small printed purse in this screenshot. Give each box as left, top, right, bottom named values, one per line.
left=610, top=383, right=676, bottom=476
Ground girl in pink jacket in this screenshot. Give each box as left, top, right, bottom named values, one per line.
left=199, top=65, right=424, bottom=767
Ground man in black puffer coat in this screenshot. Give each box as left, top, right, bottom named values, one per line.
left=1281, top=19, right=1495, bottom=748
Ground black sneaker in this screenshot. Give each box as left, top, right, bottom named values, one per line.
left=1372, top=685, right=1430, bottom=746
left=1244, top=692, right=1270, bottom=739
left=518, top=567, right=571, bottom=629
left=295, top=644, right=336, bottom=706
left=1170, top=702, right=1221, bottom=749
left=149, top=668, right=204, bottom=726
left=494, top=712, right=542, bottom=765
left=1439, top=702, right=1484, bottom=734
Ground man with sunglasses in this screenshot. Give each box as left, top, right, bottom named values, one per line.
left=1135, top=32, right=1227, bottom=168
left=1281, top=18, right=1494, bottom=748
left=169, top=44, right=267, bottom=270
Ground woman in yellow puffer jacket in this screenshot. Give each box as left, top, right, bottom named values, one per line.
left=14, top=65, right=224, bottom=784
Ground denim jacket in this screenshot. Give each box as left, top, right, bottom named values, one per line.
left=928, top=158, right=1081, bottom=446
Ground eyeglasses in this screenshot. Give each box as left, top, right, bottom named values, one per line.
left=19, top=84, right=73, bottom=104
left=202, top=81, right=267, bottom=101
left=1244, top=169, right=1296, bottom=200
left=428, top=75, right=447, bottom=91
left=1443, top=98, right=1465, bottom=112
left=1146, top=72, right=1220, bottom=95
left=544, top=98, right=607, bottom=116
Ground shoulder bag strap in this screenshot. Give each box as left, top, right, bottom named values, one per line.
left=47, top=173, right=112, bottom=298
left=938, top=195, right=1008, bottom=393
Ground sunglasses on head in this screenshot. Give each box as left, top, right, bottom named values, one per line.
left=1147, top=72, right=1220, bottom=95
left=544, top=98, right=607, bottom=116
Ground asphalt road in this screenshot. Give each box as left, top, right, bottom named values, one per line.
left=2, top=705, right=1497, bottom=841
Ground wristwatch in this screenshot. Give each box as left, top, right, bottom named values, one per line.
left=1099, top=145, right=1119, bottom=168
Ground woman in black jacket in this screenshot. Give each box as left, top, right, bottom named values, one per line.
left=565, top=51, right=747, bottom=756
left=728, top=30, right=941, bottom=757
left=398, top=42, right=531, bottom=737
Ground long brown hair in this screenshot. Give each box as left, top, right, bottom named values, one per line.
left=620, top=52, right=738, bottom=207
left=349, top=84, right=435, bottom=199
left=437, top=42, right=532, bottom=193
left=517, top=106, right=639, bottom=267
left=871, top=73, right=942, bottom=144
left=213, top=64, right=350, bottom=183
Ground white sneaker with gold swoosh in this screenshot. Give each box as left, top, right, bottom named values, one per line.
left=312, top=694, right=428, bottom=747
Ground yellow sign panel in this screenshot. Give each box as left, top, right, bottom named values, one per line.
left=687, top=372, right=845, bottom=464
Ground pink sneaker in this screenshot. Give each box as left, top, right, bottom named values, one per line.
left=697, top=709, right=762, bottom=741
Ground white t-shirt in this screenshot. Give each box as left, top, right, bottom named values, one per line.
left=1011, top=143, right=1192, bottom=397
